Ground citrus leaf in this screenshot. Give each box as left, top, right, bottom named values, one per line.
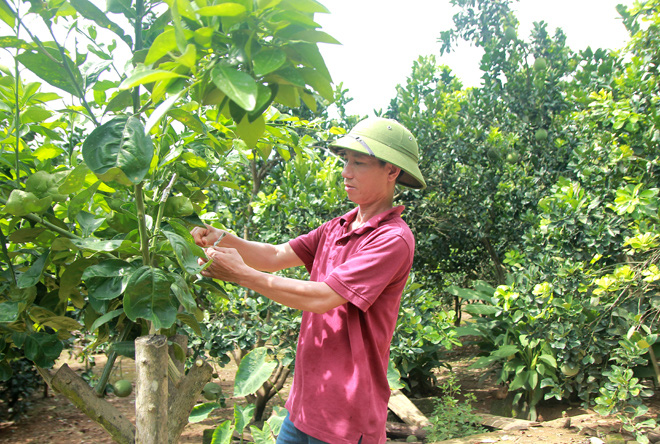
left=16, top=49, right=83, bottom=98
left=235, top=114, right=265, bottom=149
left=119, top=65, right=187, bottom=90
left=197, top=3, right=246, bottom=16
left=24, top=332, right=63, bottom=368
left=0, top=0, right=15, bottom=28
left=123, top=266, right=177, bottom=330
left=162, top=228, right=205, bottom=274
left=211, top=64, right=258, bottom=111
left=82, top=116, right=154, bottom=185
left=82, top=259, right=136, bottom=300
left=17, top=250, right=50, bottom=289
left=90, top=308, right=124, bottom=332
left=253, top=49, right=286, bottom=77
left=69, top=0, right=131, bottom=46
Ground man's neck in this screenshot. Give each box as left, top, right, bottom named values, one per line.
left=351, top=202, right=394, bottom=230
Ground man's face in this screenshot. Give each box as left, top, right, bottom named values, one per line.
left=340, top=150, right=398, bottom=205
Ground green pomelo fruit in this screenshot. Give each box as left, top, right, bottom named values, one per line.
left=203, top=382, right=222, bottom=401
left=534, top=57, right=547, bottom=71
left=114, top=379, right=132, bottom=397
left=535, top=128, right=548, bottom=141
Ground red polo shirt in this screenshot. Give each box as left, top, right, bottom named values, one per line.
left=286, top=206, right=415, bottom=444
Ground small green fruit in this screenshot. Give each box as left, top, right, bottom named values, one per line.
left=114, top=379, right=132, bottom=397
left=561, top=364, right=579, bottom=377
left=506, top=152, right=519, bottom=164
left=504, top=27, right=516, bottom=41
left=535, top=128, right=548, bottom=141
left=202, top=382, right=222, bottom=401
left=534, top=57, right=547, bottom=71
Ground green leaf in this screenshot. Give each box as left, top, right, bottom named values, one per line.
left=167, top=109, right=207, bottom=133
left=176, top=312, right=202, bottom=336
left=387, top=359, right=404, bottom=390
left=210, top=420, right=235, bottom=444
left=0, top=302, right=20, bottom=322
left=463, top=303, right=499, bottom=316
left=281, top=0, right=328, bottom=13
left=0, top=361, right=13, bottom=381
left=492, top=344, right=519, bottom=358
left=123, top=266, right=177, bottom=330
left=235, top=114, right=265, bottom=148
left=0, top=0, right=15, bottom=27
left=17, top=251, right=50, bottom=289
left=107, top=341, right=136, bottom=359
left=16, top=49, right=83, bottom=98
left=106, top=89, right=133, bottom=112
left=24, top=332, right=63, bottom=368
left=197, top=3, right=246, bottom=16
left=69, top=0, right=131, bottom=46
left=446, top=285, right=483, bottom=301
left=0, top=36, right=30, bottom=50
left=70, top=238, right=126, bottom=252
left=454, top=326, right=485, bottom=337
left=21, top=106, right=52, bottom=123
left=300, top=67, right=333, bottom=101
left=162, top=228, right=205, bottom=274
left=189, top=402, right=222, bottom=423
left=82, top=116, right=154, bottom=185
left=33, top=144, right=65, bottom=161
left=68, top=180, right=101, bottom=222
left=253, top=49, right=286, bottom=77
left=538, top=353, right=557, bottom=369
left=90, top=309, right=124, bottom=332
left=509, top=370, right=528, bottom=391
left=289, top=29, right=340, bottom=44
left=82, top=259, right=136, bottom=300
left=144, top=90, right=185, bottom=134
left=171, top=274, right=197, bottom=313
left=118, top=65, right=187, bottom=90
left=211, top=64, right=258, bottom=111
left=234, top=347, right=277, bottom=397
left=144, top=28, right=178, bottom=66
left=234, top=404, right=256, bottom=435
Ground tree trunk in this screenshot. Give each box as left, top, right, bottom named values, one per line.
left=37, top=364, right=135, bottom=444
left=135, top=335, right=168, bottom=444
left=168, top=334, right=188, bottom=396
left=167, top=359, right=214, bottom=444
left=481, top=236, right=505, bottom=285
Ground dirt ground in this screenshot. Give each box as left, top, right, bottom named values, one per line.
left=0, top=345, right=657, bottom=444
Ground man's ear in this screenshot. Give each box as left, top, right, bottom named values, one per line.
left=387, top=164, right=402, bottom=182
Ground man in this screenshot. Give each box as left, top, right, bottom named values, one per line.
left=191, top=117, right=426, bottom=444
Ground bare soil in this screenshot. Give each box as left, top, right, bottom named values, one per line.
left=0, top=345, right=657, bottom=444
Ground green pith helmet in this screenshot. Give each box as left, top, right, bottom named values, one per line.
left=329, top=117, right=426, bottom=189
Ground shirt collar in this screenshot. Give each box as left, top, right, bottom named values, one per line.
left=339, top=206, right=405, bottom=234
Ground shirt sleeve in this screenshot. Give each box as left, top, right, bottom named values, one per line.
left=288, top=224, right=325, bottom=274
left=324, top=231, right=413, bottom=311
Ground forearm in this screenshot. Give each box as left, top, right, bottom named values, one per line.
left=220, top=233, right=300, bottom=272
left=238, top=268, right=347, bottom=314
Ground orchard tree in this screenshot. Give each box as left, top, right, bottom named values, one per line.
left=389, top=0, right=660, bottom=427
left=0, top=0, right=337, bottom=440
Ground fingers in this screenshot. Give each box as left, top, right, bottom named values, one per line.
left=191, top=224, right=214, bottom=247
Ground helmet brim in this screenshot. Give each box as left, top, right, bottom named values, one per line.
left=329, top=135, right=426, bottom=190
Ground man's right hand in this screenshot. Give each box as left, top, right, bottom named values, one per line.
left=191, top=224, right=226, bottom=248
